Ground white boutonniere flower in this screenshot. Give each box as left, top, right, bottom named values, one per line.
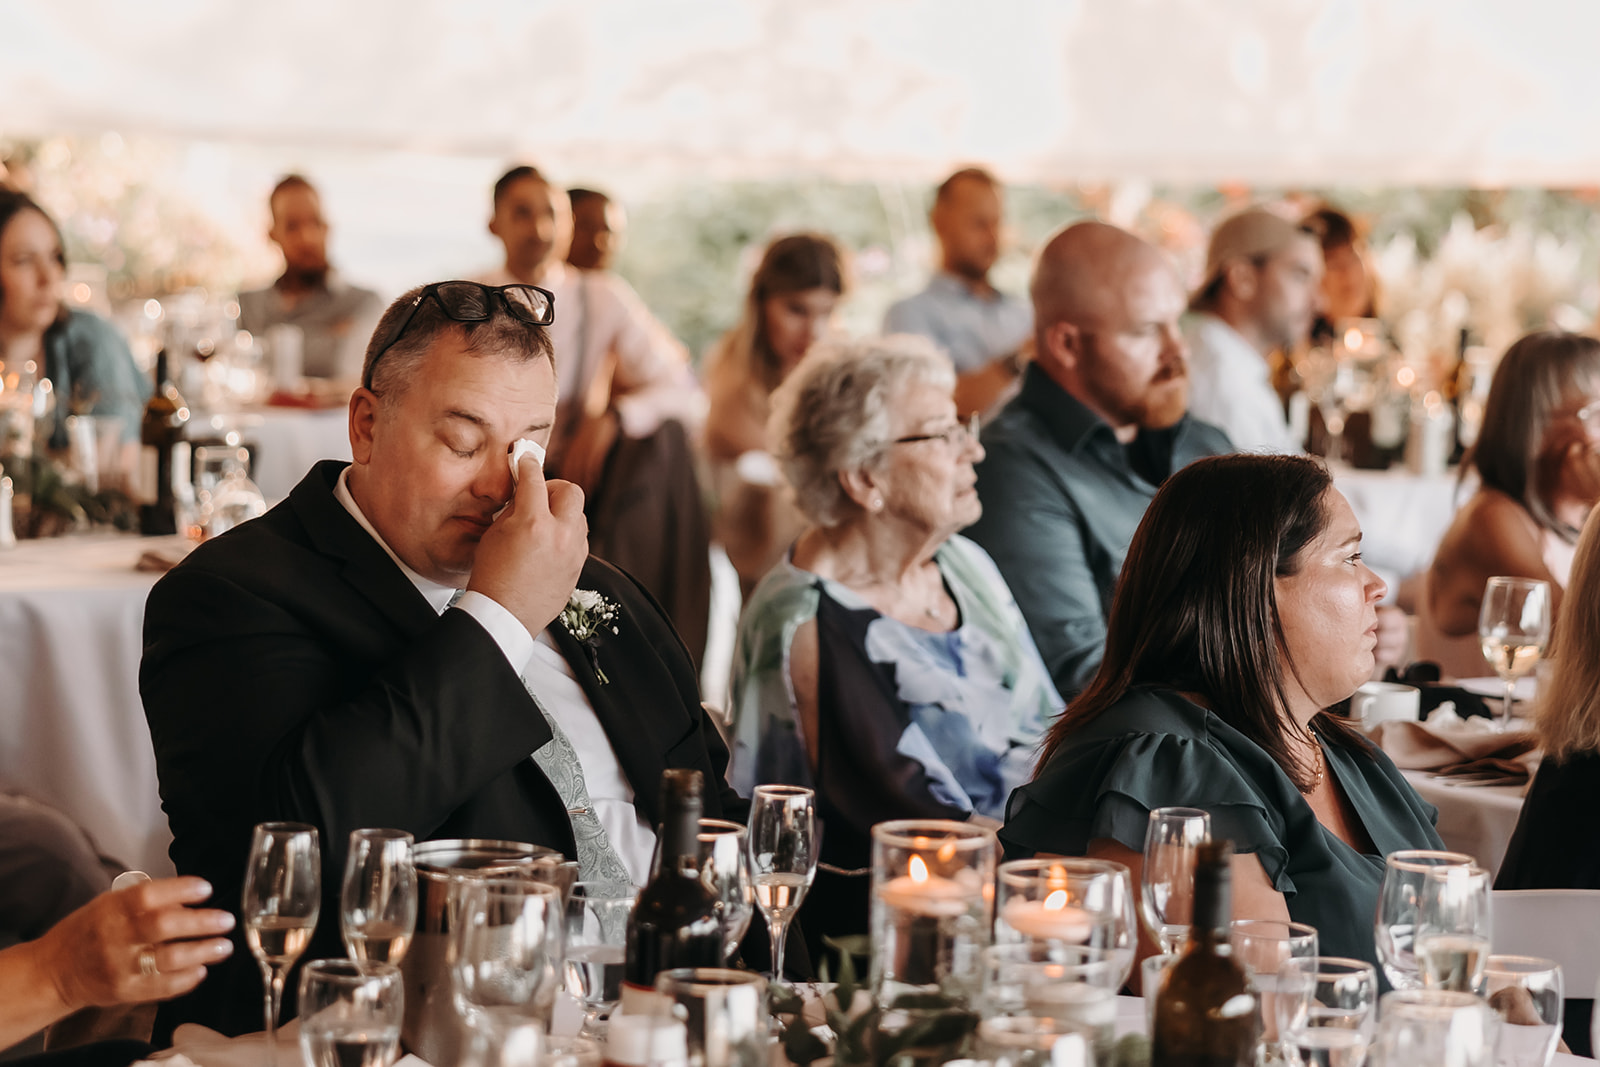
left=560, top=589, right=621, bottom=685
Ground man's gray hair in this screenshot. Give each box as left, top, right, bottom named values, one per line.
left=769, top=334, right=957, bottom=528
left=362, top=283, right=555, bottom=399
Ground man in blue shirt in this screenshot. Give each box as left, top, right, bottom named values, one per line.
left=965, top=221, right=1233, bottom=697
left=884, top=168, right=1032, bottom=415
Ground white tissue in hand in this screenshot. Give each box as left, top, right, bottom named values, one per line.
left=509, top=438, right=546, bottom=485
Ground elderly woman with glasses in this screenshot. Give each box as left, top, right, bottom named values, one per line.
left=726, top=334, right=1062, bottom=958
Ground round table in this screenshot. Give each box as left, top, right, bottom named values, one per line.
left=0, top=532, right=185, bottom=875
left=1401, top=768, right=1526, bottom=879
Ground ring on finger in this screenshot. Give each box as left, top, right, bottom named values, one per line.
left=137, top=947, right=159, bottom=978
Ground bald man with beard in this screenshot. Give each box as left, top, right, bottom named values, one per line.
left=964, top=222, right=1233, bottom=697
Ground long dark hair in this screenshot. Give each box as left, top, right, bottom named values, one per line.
left=734, top=233, right=846, bottom=392
left=0, top=189, right=68, bottom=312
left=1469, top=330, right=1600, bottom=543
left=1034, top=453, right=1366, bottom=791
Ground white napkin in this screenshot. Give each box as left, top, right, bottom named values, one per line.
left=135, top=1022, right=436, bottom=1067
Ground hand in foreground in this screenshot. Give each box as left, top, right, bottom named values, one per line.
left=467, top=451, right=590, bottom=635
left=39, top=876, right=235, bottom=1013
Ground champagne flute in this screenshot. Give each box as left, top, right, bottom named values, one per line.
left=1479, top=577, right=1551, bottom=729
left=745, top=785, right=817, bottom=985
left=298, top=958, right=404, bottom=1067
left=697, top=819, right=754, bottom=961
left=1139, top=807, right=1210, bottom=953
left=341, top=828, right=417, bottom=965
left=1373, top=849, right=1475, bottom=990
left=563, top=881, right=637, bottom=1036
left=1414, top=864, right=1493, bottom=995
left=1485, top=955, right=1563, bottom=1067
left=1275, top=956, right=1377, bottom=1067
left=242, top=821, right=321, bottom=1066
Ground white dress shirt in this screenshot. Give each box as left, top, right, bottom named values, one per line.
left=333, top=468, right=657, bottom=885
left=1183, top=312, right=1300, bottom=454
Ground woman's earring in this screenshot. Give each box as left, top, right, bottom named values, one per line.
left=871, top=496, right=884, bottom=511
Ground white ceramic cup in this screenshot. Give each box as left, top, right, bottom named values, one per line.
left=1352, top=681, right=1420, bottom=729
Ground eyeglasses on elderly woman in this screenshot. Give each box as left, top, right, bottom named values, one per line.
left=890, top=412, right=981, bottom=448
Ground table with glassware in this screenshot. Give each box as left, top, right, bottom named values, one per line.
left=0, top=531, right=184, bottom=876
left=187, top=405, right=351, bottom=502
left=131, top=798, right=1595, bottom=1067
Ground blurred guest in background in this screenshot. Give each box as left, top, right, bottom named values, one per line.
left=965, top=221, right=1231, bottom=698
left=728, top=334, right=1061, bottom=960
left=704, top=233, right=846, bottom=595
left=1418, top=330, right=1600, bottom=677
left=236, top=174, right=383, bottom=385
left=1184, top=208, right=1323, bottom=453
left=0, top=190, right=148, bottom=447
left=481, top=165, right=711, bottom=663
left=884, top=167, right=1031, bottom=416
left=478, top=164, right=699, bottom=480
left=1003, top=454, right=1443, bottom=974
left=1302, top=205, right=1378, bottom=342
left=565, top=187, right=626, bottom=273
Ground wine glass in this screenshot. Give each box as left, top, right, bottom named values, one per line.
left=995, top=857, right=1137, bottom=986
left=1485, top=956, right=1563, bottom=1067
left=242, top=821, right=321, bottom=1067
left=1479, top=577, right=1551, bottom=729
left=1230, top=920, right=1319, bottom=1062
left=1275, top=956, right=1377, bottom=1067
left=341, top=828, right=417, bottom=965
left=697, top=819, right=754, bottom=962
left=451, top=877, right=565, bottom=1043
left=563, top=881, right=637, bottom=1036
left=298, top=958, right=404, bottom=1067
left=1414, top=864, right=1493, bottom=995
left=745, top=785, right=818, bottom=985
left=1374, top=849, right=1475, bottom=990
left=1140, top=807, right=1210, bottom=953
left=980, top=942, right=1122, bottom=1062
left=1374, top=989, right=1499, bottom=1067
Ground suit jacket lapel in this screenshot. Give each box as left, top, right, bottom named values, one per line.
left=547, top=612, right=663, bottom=828
left=290, top=461, right=440, bottom=639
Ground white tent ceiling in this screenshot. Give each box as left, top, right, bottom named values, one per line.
left=7, top=0, right=1600, bottom=187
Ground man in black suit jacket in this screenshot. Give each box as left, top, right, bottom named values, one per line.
left=141, top=281, right=743, bottom=1037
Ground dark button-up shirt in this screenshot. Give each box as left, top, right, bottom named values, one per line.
left=964, top=364, right=1233, bottom=697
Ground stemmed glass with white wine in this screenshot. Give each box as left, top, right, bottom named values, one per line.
left=745, top=785, right=818, bottom=987
left=242, top=821, right=321, bottom=1066
left=1479, top=577, right=1551, bottom=729
left=1140, top=807, right=1211, bottom=954
left=341, top=828, right=417, bottom=965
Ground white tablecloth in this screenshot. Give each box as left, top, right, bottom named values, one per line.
left=0, top=533, right=183, bottom=875
left=1331, top=465, right=1468, bottom=592
left=190, top=407, right=351, bottom=501
left=1402, top=768, right=1527, bottom=879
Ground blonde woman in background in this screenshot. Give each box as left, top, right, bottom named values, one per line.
left=703, top=233, right=847, bottom=596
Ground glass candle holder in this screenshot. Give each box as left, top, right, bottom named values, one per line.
left=995, top=857, right=1136, bottom=986
left=870, top=819, right=996, bottom=1003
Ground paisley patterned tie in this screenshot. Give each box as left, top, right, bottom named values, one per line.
left=523, top=683, right=637, bottom=886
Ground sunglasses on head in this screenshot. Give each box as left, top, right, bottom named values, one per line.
left=363, top=281, right=555, bottom=390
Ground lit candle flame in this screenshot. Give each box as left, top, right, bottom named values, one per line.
left=1344, top=327, right=1363, bottom=351
left=1043, top=889, right=1068, bottom=912
left=909, top=855, right=929, bottom=883
left=937, top=841, right=956, bottom=863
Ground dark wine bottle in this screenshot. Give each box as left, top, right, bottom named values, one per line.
left=138, top=349, right=189, bottom=536
left=622, top=769, right=724, bottom=993
left=1151, top=839, right=1259, bottom=1067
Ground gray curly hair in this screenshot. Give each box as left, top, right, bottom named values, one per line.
left=768, top=334, right=957, bottom=528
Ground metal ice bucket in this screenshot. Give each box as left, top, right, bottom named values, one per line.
left=400, top=838, right=564, bottom=1064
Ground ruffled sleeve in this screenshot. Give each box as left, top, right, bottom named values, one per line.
left=1001, top=728, right=1299, bottom=896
